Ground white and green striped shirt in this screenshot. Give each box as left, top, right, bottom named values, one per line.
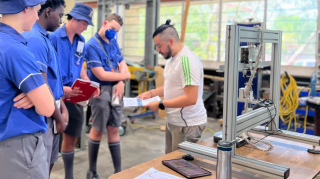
left=164, top=46, right=207, bottom=126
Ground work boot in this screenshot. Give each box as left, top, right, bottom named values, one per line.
left=86, top=170, right=99, bottom=179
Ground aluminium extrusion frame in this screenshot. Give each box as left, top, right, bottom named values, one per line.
left=178, top=25, right=294, bottom=178
left=222, top=25, right=282, bottom=147
left=179, top=142, right=289, bottom=179
left=250, top=126, right=320, bottom=146
left=178, top=25, right=320, bottom=178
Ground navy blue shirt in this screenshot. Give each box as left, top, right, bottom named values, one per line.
left=0, top=23, right=47, bottom=141
left=85, top=33, right=124, bottom=86
left=22, top=22, right=64, bottom=100
left=49, top=24, right=86, bottom=87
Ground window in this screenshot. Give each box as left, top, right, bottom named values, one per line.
left=220, top=1, right=265, bottom=61
left=266, top=0, right=317, bottom=66
left=122, top=0, right=318, bottom=66
left=123, top=4, right=146, bottom=57
left=186, top=2, right=219, bottom=61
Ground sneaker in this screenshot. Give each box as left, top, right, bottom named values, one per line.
left=85, top=125, right=92, bottom=133
left=86, top=170, right=99, bottom=179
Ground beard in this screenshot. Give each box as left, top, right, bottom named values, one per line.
left=162, top=45, right=172, bottom=60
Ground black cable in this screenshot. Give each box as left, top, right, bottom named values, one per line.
left=180, top=108, right=188, bottom=127
left=258, top=99, right=283, bottom=136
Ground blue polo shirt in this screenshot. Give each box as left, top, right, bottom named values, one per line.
left=22, top=22, right=64, bottom=100
left=85, top=33, right=124, bottom=86
left=49, top=24, right=86, bottom=87
left=0, top=23, right=47, bottom=141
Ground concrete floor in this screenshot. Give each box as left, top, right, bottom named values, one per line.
left=50, top=116, right=222, bottom=179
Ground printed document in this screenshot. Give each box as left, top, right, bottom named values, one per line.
left=134, top=168, right=183, bottom=179
left=123, top=96, right=161, bottom=107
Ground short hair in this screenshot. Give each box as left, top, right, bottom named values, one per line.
left=153, top=19, right=179, bottom=41
left=38, top=0, right=65, bottom=15
left=67, top=14, right=73, bottom=21
left=105, top=13, right=123, bottom=26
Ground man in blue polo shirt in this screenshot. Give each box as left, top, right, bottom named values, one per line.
left=85, top=13, right=130, bottom=178
left=21, top=0, right=68, bottom=175
left=49, top=3, right=99, bottom=179
left=0, top=0, right=55, bottom=178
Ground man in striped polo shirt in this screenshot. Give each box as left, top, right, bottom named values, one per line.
left=138, top=19, right=207, bottom=154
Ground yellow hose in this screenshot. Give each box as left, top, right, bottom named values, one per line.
left=279, top=74, right=309, bottom=133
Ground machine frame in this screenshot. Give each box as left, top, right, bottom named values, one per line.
left=178, top=25, right=320, bottom=178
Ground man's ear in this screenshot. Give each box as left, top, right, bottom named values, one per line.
left=103, top=20, right=108, bottom=28
left=45, top=7, right=51, bottom=18
left=169, top=38, right=174, bottom=47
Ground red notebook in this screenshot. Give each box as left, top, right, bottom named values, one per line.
left=64, top=79, right=100, bottom=103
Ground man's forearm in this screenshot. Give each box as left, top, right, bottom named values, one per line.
left=41, top=72, right=65, bottom=125
left=52, top=102, right=64, bottom=123
left=80, top=66, right=90, bottom=81
left=99, top=71, right=130, bottom=81
left=150, top=86, right=164, bottom=97
left=163, top=95, right=196, bottom=108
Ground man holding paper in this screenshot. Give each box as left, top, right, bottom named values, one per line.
left=138, top=20, right=207, bottom=154
left=85, top=13, right=130, bottom=178
left=49, top=3, right=99, bottom=179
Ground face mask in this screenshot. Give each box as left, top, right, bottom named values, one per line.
left=105, top=29, right=116, bottom=40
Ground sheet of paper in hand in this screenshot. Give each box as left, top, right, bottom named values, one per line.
left=123, top=96, right=161, bottom=107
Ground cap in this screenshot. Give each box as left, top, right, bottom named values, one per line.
left=0, top=0, right=46, bottom=15
left=67, top=3, right=94, bottom=26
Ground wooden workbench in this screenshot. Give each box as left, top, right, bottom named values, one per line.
left=109, top=135, right=320, bottom=179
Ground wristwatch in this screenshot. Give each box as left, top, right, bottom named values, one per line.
left=159, top=100, right=165, bottom=110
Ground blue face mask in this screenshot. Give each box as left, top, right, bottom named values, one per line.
left=105, top=29, right=116, bottom=40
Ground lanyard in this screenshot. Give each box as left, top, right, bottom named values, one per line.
left=93, top=36, right=115, bottom=72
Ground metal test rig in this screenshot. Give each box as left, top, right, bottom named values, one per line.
left=177, top=25, right=320, bottom=178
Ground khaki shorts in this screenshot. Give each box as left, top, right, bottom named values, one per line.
left=89, top=85, right=123, bottom=132
left=43, top=117, right=60, bottom=166
left=0, top=133, right=48, bottom=179
left=165, top=122, right=206, bottom=154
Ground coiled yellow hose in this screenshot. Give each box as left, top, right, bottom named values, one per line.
left=279, top=74, right=309, bottom=133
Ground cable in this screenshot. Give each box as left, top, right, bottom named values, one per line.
left=241, top=132, right=273, bottom=152
left=263, top=99, right=282, bottom=135
left=279, top=75, right=310, bottom=133
left=243, top=25, right=264, bottom=113
left=279, top=74, right=299, bottom=131
left=241, top=99, right=280, bottom=152
left=240, top=25, right=274, bottom=152
left=202, top=127, right=215, bottom=134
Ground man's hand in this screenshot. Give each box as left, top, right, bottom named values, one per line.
left=61, top=110, right=68, bottom=125
left=113, top=81, right=125, bottom=102
left=137, top=91, right=152, bottom=100
left=143, top=101, right=159, bottom=111
left=13, top=93, right=34, bottom=109
left=55, top=120, right=66, bottom=134
left=60, top=99, right=69, bottom=125
left=63, top=86, right=81, bottom=99
left=120, top=71, right=131, bottom=81
left=93, top=88, right=100, bottom=98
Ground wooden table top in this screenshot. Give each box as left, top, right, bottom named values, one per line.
left=109, top=134, right=320, bottom=179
